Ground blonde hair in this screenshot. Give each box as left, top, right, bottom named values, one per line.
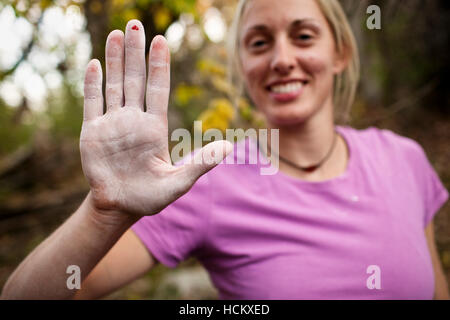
left=227, top=0, right=360, bottom=124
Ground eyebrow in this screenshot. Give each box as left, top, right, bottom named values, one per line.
left=243, top=18, right=321, bottom=35
left=244, top=24, right=270, bottom=33
left=291, top=18, right=321, bottom=29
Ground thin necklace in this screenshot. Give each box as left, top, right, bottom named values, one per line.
left=259, top=130, right=339, bottom=173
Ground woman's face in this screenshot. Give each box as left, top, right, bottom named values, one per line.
left=239, top=0, right=347, bottom=126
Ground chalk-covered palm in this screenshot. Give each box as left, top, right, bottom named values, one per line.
left=80, top=20, right=231, bottom=217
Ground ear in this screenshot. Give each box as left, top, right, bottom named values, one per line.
left=332, top=45, right=351, bottom=75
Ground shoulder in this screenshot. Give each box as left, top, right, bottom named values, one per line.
left=342, top=125, right=420, bottom=149
left=341, top=125, right=427, bottom=165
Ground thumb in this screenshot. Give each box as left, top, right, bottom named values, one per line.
left=181, top=140, right=233, bottom=183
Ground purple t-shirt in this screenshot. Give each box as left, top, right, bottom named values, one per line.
left=131, top=125, right=449, bottom=299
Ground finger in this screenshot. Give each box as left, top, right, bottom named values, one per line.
left=83, top=59, right=103, bottom=121
left=146, top=35, right=170, bottom=118
left=181, top=140, right=233, bottom=184
left=105, top=30, right=124, bottom=112
left=124, top=20, right=146, bottom=110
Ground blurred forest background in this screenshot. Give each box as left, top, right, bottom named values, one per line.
left=0, top=0, right=449, bottom=299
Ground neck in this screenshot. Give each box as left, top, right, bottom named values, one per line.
left=266, top=100, right=346, bottom=180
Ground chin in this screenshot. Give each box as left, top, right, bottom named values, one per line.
left=263, top=103, right=314, bottom=127
left=267, top=116, right=307, bottom=127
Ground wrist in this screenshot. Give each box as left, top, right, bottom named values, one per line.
left=82, top=192, right=140, bottom=231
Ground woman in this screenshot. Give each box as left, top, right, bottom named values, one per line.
left=2, top=0, right=449, bottom=299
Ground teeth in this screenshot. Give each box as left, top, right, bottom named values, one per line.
left=270, top=81, right=303, bottom=93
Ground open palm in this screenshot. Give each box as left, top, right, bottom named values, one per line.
left=80, top=20, right=231, bottom=217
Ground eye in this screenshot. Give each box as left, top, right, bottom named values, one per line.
left=291, top=31, right=315, bottom=46
left=251, top=39, right=267, bottom=48
left=246, top=36, right=270, bottom=53
left=297, top=34, right=312, bottom=41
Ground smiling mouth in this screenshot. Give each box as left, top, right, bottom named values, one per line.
left=266, top=80, right=308, bottom=94
left=265, top=80, right=308, bottom=103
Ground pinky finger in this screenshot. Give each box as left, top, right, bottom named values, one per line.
left=83, top=59, right=104, bottom=121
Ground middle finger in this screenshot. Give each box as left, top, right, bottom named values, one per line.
left=124, top=20, right=146, bottom=110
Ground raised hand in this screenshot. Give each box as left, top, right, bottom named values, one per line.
left=80, top=20, right=232, bottom=217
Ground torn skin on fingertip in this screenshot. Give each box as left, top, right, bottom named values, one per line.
left=88, top=61, right=99, bottom=72
left=131, top=25, right=139, bottom=30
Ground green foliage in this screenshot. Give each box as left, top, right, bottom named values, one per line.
left=45, top=81, right=83, bottom=139
left=153, top=6, right=172, bottom=31
left=174, top=83, right=203, bottom=107
left=110, top=0, right=197, bottom=31
left=0, top=100, right=35, bottom=155
left=162, top=0, right=197, bottom=17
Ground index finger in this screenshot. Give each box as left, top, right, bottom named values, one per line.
left=145, top=35, right=170, bottom=118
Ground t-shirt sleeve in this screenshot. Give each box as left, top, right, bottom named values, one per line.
left=411, top=142, right=449, bottom=228
left=130, top=172, right=212, bottom=268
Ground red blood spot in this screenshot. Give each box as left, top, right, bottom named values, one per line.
left=131, top=25, right=139, bottom=30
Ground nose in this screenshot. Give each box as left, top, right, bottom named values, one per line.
left=270, top=36, right=295, bottom=75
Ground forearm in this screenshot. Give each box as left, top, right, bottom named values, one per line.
left=434, top=265, right=450, bottom=300
left=1, top=192, right=137, bottom=300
